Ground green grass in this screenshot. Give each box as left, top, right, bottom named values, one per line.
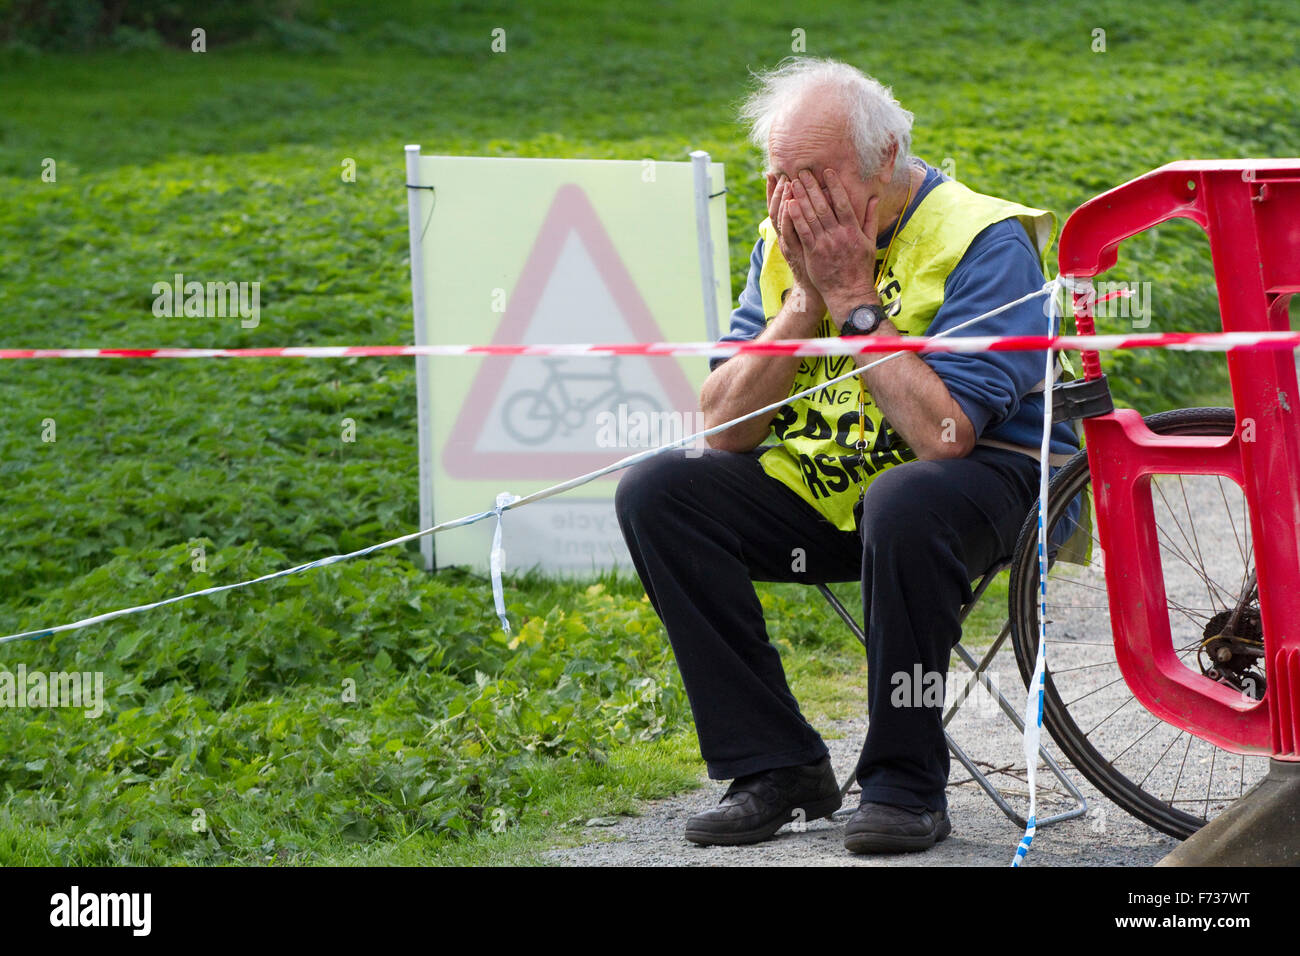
left=0, top=0, right=1295, bottom=864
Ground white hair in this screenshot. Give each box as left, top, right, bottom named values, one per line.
left=740, top=57, right=914, bottom=179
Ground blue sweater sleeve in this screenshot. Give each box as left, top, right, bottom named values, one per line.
left=921, top=219, right=1056, bottom=439
left=709, top=239, right=767, bottom=372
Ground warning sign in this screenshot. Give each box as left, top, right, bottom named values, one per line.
left=445, top=184, right=698, bottom=478
left=410, top=154, right=729, bottom=574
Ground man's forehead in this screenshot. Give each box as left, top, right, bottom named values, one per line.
left=768, top=108, right=855, bottom=177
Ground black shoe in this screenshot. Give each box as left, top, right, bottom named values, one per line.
left=843, top=801, right=952, bottom=854
left=684, top=757, right=842, bottom=846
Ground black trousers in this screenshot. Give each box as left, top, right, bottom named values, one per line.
left=614, top=444, right=1041, bottom=812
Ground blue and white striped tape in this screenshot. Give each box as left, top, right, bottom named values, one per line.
left=1011, top=277, right=1069, bottom=867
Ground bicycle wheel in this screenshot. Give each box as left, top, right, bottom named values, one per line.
left=502, top=389, right=559, bottom=445
left=1009, top=406, right=1270, bottom=839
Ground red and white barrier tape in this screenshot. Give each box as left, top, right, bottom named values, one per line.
left=5, top=330, right=1300, bottom=361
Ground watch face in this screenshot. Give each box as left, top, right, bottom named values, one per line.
left=845, top=305, right=882, bottom=335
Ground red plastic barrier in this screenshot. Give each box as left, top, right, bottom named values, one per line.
left=1059, top=160, right=1300, bottom=758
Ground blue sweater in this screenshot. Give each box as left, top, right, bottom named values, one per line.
left=711, top=161, right=1079, bottom=463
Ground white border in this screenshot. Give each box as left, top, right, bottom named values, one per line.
left=405, top=144, right=436, bottom=571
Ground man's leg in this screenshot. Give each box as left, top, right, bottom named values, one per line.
left=615, top=447, right=860, bottom=780
left=847, top=446, right=1039, bottom=848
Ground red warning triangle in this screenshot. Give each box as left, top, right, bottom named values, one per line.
left=443, top=184, right=700, bottom=479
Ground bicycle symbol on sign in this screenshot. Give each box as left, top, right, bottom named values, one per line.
left=501, top=356, right=661, bottom=445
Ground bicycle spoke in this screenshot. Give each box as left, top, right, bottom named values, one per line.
left=1048, top=577, right=1108, bottom=594
left=1168, top=733, right=1195, bottom=814
left=1051, top=659, right=1120, bottom=676
left=1165, top=597, right=1214, bottom=633
left=1081, top=690, right=1141, bottom=738
left=1136, top=729, right=1188, bottom=791
left=1107, top=712, right=1168, bottom=764
left=1062, top=672, right=1130, bottom=708
left=1153, top=478, right=1242, bottom=610
left=1047, top=581, right=1214, bottom=626
left=1153, top=516, right=1237, bottom=611
left=1217, top=476, right=1249, bottom=570
left=1177, top=476, right=1213, bottom=595
left=1204, top=746, right=1217, bottom=819
left=1153, top=480, right=1205, bottom=588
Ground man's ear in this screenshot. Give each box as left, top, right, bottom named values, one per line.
left=879, top=141, right=899, bottom=185
left=765, top=171, right=778, bottom=206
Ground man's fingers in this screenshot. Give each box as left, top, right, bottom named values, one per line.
left=769, top=177, right=787, bottom=231
left=774, top=201, right=795, bottom=248
left=823, top=168, right=857, bottom=227
left=797, top=169, right=835, bottom=228
left=789, top=179, right=825, bottom=240
left=784, top=195, right=817, bottom=248
left=778, top=201, right=795, bottom=249
left=779, top=201, right=805, bottom=258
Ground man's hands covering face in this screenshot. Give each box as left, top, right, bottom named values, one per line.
left=771, top=168, right=882, bottom=327
left=768, top=174, right=825, bottom=317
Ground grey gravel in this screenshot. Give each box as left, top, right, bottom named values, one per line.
left=548, top=646, right=1179, bottom=867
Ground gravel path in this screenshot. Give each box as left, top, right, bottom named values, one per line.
left=549, top=642, right=1178, bottom=866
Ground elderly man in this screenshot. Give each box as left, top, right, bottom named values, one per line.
left=615, top=58, right=1077, bottom=853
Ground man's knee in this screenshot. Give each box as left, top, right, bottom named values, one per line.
left=614, top=450, right=693, bottom=527
left=859, top=461, right=948, bottom=550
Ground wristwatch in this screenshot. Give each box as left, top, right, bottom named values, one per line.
left=839, top=303, right=888, bottom=336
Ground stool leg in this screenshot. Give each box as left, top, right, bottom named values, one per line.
left=948, top=622, right=1089, bottom=827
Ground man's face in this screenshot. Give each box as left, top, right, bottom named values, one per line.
left=765, top=97, right=892, bottom=233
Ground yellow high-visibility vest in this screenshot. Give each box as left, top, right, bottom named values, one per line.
left=756, top=177, right=1058, bottom=531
